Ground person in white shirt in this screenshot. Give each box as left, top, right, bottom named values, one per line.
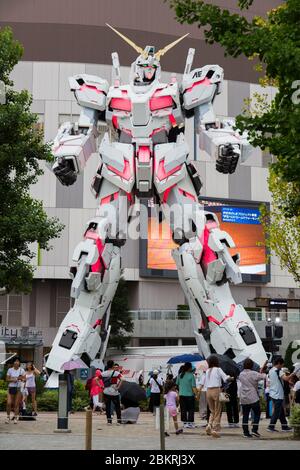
left=267, top=357, right=294, bottom=432
left=5, top=357, right=26, bottom=424
left=199, top=355, right=233, bottom=438
left=148, top=370, right=163, bottom=414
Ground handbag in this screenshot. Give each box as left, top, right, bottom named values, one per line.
left=219, top=391, right=230, bottom=403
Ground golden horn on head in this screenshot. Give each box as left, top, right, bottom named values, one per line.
left=154, top=33, right=190, bottom=60
left=106, top=23, right=146, bottom=57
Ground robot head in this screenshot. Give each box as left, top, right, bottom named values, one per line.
left=106, top=24, right=189, bottom=86
left=133, top=46, right=160, bottom=85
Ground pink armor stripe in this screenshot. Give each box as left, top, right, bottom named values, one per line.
left=80, top=84, right=104, bottom=94
left=138, top=146, right=151, bottom=163
left=169, top=114, right=177, bottom=127
left=162, top=185, right=176, bottom=203
left=100, top=191, right=119, bottom=205
left=178, top=188, right=196, bottom=201
left=150, top=95, right=173, bottom=111
left=185, top=77, right=211, bottom=92
left=156, top=159, right=182, bottom=181
left=207, top=304, right=236, bottom=326
left=200, top=226, right=217, bottom=266
left=110, top=97, right=131, bottom=112
left=107, top=159, right=131, bottom=181
left=84, top=230, right=106, bottom=273
left=112, top=115, right=118, bottom=129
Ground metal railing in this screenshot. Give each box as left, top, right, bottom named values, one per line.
left=130, top=310, right=191, bottom=321
left=129, top=310, right=300, bottom=322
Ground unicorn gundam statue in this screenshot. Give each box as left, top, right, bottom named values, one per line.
left=46, top=24, right=267, bottom=383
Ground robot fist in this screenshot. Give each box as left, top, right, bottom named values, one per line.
left=53, top=157, right=77, bottom=186
left=216, top=144, right=240, bottom=174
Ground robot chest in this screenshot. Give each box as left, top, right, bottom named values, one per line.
left=109, top=92, right=174, bottom=130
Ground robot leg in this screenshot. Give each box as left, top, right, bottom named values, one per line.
left=46, top=183, right=130, bottom=378
left=160, top=178, right=267, bottom=366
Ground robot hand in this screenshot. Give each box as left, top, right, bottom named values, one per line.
left=215, top=143, right=240, bottom=175
left=53, top=157, right=78, bottom=186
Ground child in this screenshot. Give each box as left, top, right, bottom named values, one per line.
left=164, top=382, right=183, bottom=436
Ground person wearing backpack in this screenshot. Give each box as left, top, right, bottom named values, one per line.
left=102, top=360, right=122, bottom=425
left=148, top=370, right=163, bottom=414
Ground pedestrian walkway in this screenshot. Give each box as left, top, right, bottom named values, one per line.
left=0, top=412, right=298, bottom=450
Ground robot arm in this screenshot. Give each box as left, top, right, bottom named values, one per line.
left=52, top=74, right=109, bottom=186
left=199, top=119, right=254, bottom=174
left=181, top=49, right=254, bottom=174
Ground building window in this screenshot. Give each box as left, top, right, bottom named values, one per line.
left=0, top=294, right=22, bottom=326
left=56, top=282, right=72, bottom=327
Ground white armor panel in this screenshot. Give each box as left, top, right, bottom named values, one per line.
left=181, top=65, right=223, bottom=111
left=69, top=74, right=109, bottom=111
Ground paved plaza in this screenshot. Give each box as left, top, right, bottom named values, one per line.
left=0, top=412, right=299, bottom=450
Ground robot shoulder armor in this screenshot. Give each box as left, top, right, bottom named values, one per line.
left=181, top=65, right=224, bottom=93
left=69, top=74, right=109, bottom=111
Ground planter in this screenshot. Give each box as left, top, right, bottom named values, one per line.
left=293, top=425, right=300, bottom=439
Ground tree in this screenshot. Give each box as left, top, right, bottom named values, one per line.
left=108, top=278, right=134, bottom=350
left=169, top=0, right=300, bottom=216
left=0, top=27, right=63, bottom=293
left=284, top=341, right=300, bottom=371
left=260, top=169, right=300, bottom=285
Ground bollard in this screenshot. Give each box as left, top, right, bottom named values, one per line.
left=54, top=373, right=71, bottom=433
left=159, top=403, right=165, bottom=451
left=85, top=409, right=93, bottom=450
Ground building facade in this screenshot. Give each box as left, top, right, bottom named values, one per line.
left=0, top=0, right=299, bottom=366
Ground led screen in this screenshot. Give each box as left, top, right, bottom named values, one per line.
left=140, top=198, right=270, bottom=283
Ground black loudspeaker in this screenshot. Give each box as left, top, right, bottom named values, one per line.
left=265, top=325, right=273, bottom=338
left=274, top=325, right=283, bottom=338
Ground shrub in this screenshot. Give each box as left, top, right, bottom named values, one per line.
left=290, top=405, right=300, bottom=427
left=0, top=390, right=7, bottom=411
left=35, top=375, right=46, bottom=395
left=72, top=396, right=90, bottom=411
left=0, top=379, right=7, bottom=390
left=37, top=391, right=58, bottom=411
left=139, top=399, right=149, bottom=412
left=74, top=379, right=86, bottom=394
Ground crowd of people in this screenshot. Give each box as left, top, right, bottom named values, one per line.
left=3, top=354, right=300, bottom=438
left=146, top=356, right=300, bottom=438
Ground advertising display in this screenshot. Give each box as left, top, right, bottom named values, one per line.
left=140, top=198, right=270, bottom=283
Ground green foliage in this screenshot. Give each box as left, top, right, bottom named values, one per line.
left=35, top=375, right=46, bottom=395
left=109, top=278, right=134, bottom=350
left=0, top=379, right=7, bottom=390
left=73, top=379, right=86, bottom=393
left=290, top=405, right=300, bottom=426
left=37, top=390, right=58, bottom=411
left=72, top=396, right=90, bottom=411
left=169, top=0, right=300, bottom=216
left=0, top=26, right=63, bottom=293
left=260, top=169, right=300, bottom=284
left=0, top=389, right=7, bottom=410
left=285, top=342, right=300, bottom=371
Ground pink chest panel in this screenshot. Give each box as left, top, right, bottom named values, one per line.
left=149, top=95, right=173, bottom=111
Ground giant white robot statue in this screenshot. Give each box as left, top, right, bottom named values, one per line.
left=45, top=24, right=267, bottom=382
